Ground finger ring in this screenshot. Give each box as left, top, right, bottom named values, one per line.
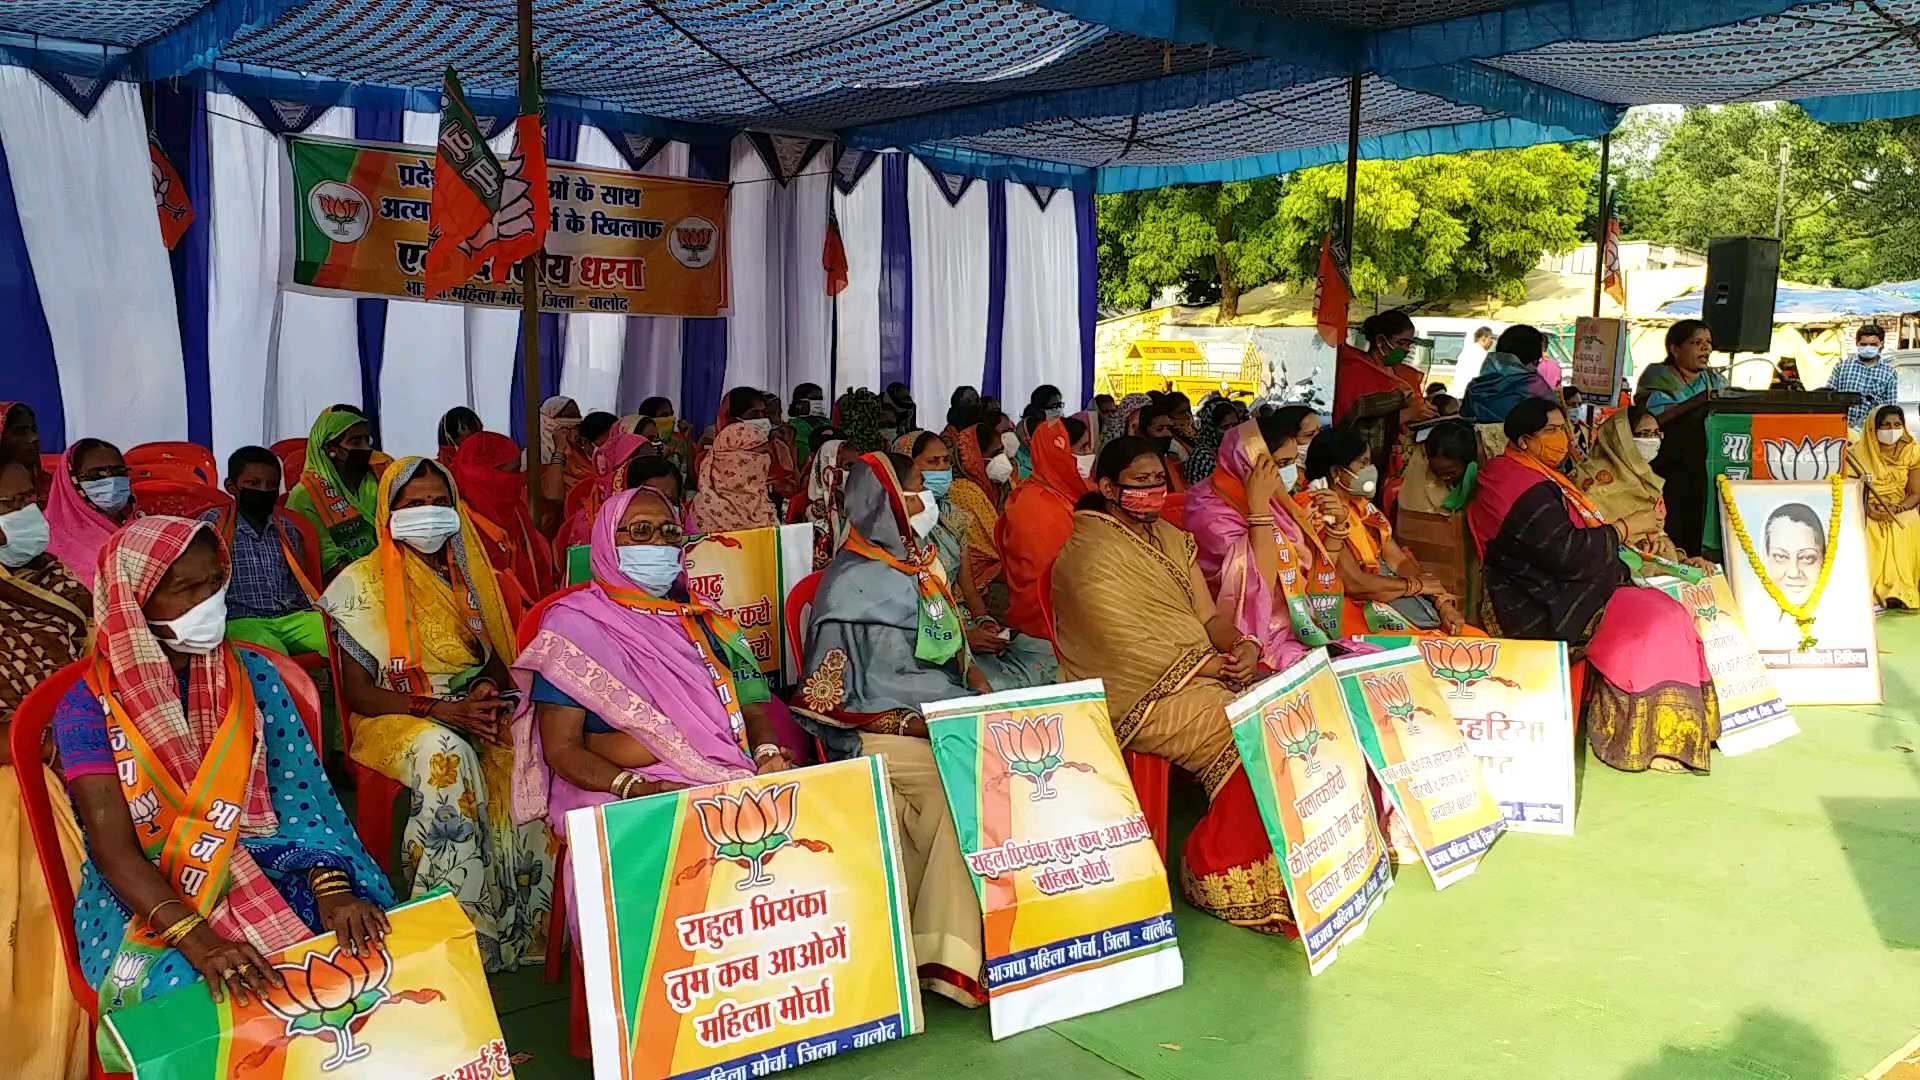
left=221, top=968, right=238, bottom=980
left=237, top=962, right=253, bottom=973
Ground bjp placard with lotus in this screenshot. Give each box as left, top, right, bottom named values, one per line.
left=567, top=757, right=922, bottom=1080
left=102, top=891, right=511, bottom=1079
left=924, top=681, right=1183, bottom=1039
left=1330, top=647, right=1506, bottom=889
left=1226, top=651, right=1391, bottom=976
left=1382, top=637, right=1578, bottom=837
left=1651, top=573, right=1798, bottom=754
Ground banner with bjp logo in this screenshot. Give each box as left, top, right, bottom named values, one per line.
left=924, top=681, right=1182, bottom=1039
left=103, top=892, right=510, bottom=1079
left=1379, top=637, right=1578, bottom=837
left=567, top=757, right=922, bottom=1080
left=1651, top=573, right=1798, bottom=754
left=1330, top=648, right=1506, bottom=889
left=1227, top=651, right=1391, bottom=976
left=285, top=134, right=729, bottom=317
left=1699, top=412, right=1849, bottom=551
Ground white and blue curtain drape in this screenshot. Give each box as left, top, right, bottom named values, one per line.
left=0, top=68, right=1096, bottom=462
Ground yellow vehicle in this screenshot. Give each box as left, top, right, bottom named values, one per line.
left=1098, top=339, right=1262, bottom=399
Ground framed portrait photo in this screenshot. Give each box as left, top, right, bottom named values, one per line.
left=1718, top=478, right=1881, bottom=706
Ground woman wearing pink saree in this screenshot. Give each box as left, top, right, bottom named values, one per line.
left=1186, top=414, right=1375, bottom=669
left=508, top=487, right=797, bottom=920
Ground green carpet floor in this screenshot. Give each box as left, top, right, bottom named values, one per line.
left=491, top=615, right=1920, bottom=1080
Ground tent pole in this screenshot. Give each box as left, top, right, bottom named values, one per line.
left=1593, top=133, right=1611, bottom=318
left=1342, top=74, right=1360, bottom=251
left=517, top=0, right=544, bottom=521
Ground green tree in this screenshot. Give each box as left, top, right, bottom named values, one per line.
left=1097, top=144, right=1593, bottom=319
left=1617, top=103, right=1920, bottom=288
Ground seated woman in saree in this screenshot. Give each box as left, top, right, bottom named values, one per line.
left=435, top=406, right=484, bottom=467
left=794, top=437, right=855, bottom=570
left=1, top=400, right=50, bottom=506
left=449, top=431, right=556, bottom=611
left=510, top=487, right=795, bottom=915
left=1050, top=437, right=1290, bottom=933
left=695, top=389, right=782, bottom=534
left=1851, top=404, right=1920, bottom=609
left=320, top=457, right=553, bottom=971
left=796, top=452, right=986, bottom=1006
left=1466, top=398, right=1717, bottom=773
left=1571, top=406, right=1708, bottom=569
left=996, top=415, right=1090, bottom=639
left=554, top=429, right=654, bottom=553
left=286, top=408, right=379, bottom=579
left=54, top=518, right=392, bottom=1021
left=899, top=431, right=1058, bottom=690
left=1300, top=427, right=1477, bottom=637
left=1396, top=418, right=1478, bottom=516
left=48, top=438, right=139, bottom=588
left=1186, top=415, right=1383, bottom=669
left=0, top=458, right=92, bottom=1079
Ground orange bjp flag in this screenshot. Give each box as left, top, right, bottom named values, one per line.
left=148, top=135, right=194, bottom=250
left=424, top=65, right=549, bottom=300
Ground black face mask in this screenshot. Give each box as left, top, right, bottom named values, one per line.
left=234, top=487, right=278, bottom=521
left=1151, top=435, right=1174, bottom=457
left=338, top=448, right=374, bottom=475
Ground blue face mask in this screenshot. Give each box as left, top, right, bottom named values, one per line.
left=616, top=543, right=683, bottom=596
left=1857, top=344, right=1882, bottom=361
left=81, top=475, right=132, bottom=514
left=922, top=469, right=953, bottom=498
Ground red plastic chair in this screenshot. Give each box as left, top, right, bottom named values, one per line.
left=126, top=441, right=217, bottom=487
left=132, top=479, right=229, bottom=519
left=129, top=460, right=211, bottom=489
left=271, top=438, right=306, bottom=488
left=11, top=648, right=322, bottom=1080
left=783, top=570, right=823, bottom=667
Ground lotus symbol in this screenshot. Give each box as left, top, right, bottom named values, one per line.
left=315, top=192, right=364, bottom=238
left=988, top=713, right=1066, bottom=801
left=1265, top=695, right=1328, bottom=774
left=107, top=951, right=148, bottom=1010
left=1362, top=672, right=1421, bottom=736
left=676, top=224, right=713, bottom=256
left=126, top=789, right=162, bottom=837
left=694, top=783, right=799, bottom=891
left=1680, top=581, right=1718, bottom=620
left=1419, top=639, right=1503, bottom=699
left=1761, top=436, right=1843, bottom=481
left=261, top=944, right=393, bottom=1070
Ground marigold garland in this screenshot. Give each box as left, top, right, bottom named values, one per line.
left=1718, top=473, right=1843, bottom=651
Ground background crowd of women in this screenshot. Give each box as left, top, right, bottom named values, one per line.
left=4, top=309, right=1917, bottom=1075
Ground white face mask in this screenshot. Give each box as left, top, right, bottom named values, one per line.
left=907, top=493, right=941, bottom=539
left=1000, top=431, right=1021, bottom=459
left=82, top=475, right=132, bottom=515
left=0, top=503, right=50, bottom=567
left=742, top=417, right=774, bottom=435
left=1276, top=463, right=1299, bottom=492
left=1633, top=436, right=1662, bottom=462
left=390, top=505, right=461, bottom=553
left=616, top=543, right=683, bottom=596
left=1879, top=427, right=1906, bottom=445
left=1074, top=453, right=1095, bottom=479
left=986, top=454, right=1015, bottom=484
left=154, top=586, right=228, bottom=656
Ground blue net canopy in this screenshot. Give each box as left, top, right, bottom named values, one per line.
left=5, top=0, right=1920, bottom=190
left=1658, top=285, right=1920, bottom=321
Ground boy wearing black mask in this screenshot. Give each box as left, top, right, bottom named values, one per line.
left=203, top=445, right=329, bottom=658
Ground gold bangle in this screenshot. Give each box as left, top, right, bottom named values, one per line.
left=145, top=897, right=185, bottom=928
left=160, top=912, right=204, bottom=947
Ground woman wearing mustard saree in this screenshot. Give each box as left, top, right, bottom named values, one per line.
left=321, top=457, right=553, bottom=971
left=1852, top=404, right=1920, bottom=609
left=1051, top=436, right=1291, bottom=933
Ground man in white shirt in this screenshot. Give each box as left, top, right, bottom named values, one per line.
left=1449, top=326, right=1495, bottom=395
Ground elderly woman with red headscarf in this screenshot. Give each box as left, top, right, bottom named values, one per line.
left=50, top=517, right=392, bottom=1058
left=449, top=431, right=555, bottom=610
left=995, top=415, right=1091, bottom=639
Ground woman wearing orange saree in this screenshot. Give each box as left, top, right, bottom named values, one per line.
left=995, top=415, right=1090, bottom=638
left=1298, top=426, right=1477, bottom=637
left=1050, top=436, right=1291, bottom=933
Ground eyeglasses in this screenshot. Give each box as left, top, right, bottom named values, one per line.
left=617, top=521, right=686, bottom=547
